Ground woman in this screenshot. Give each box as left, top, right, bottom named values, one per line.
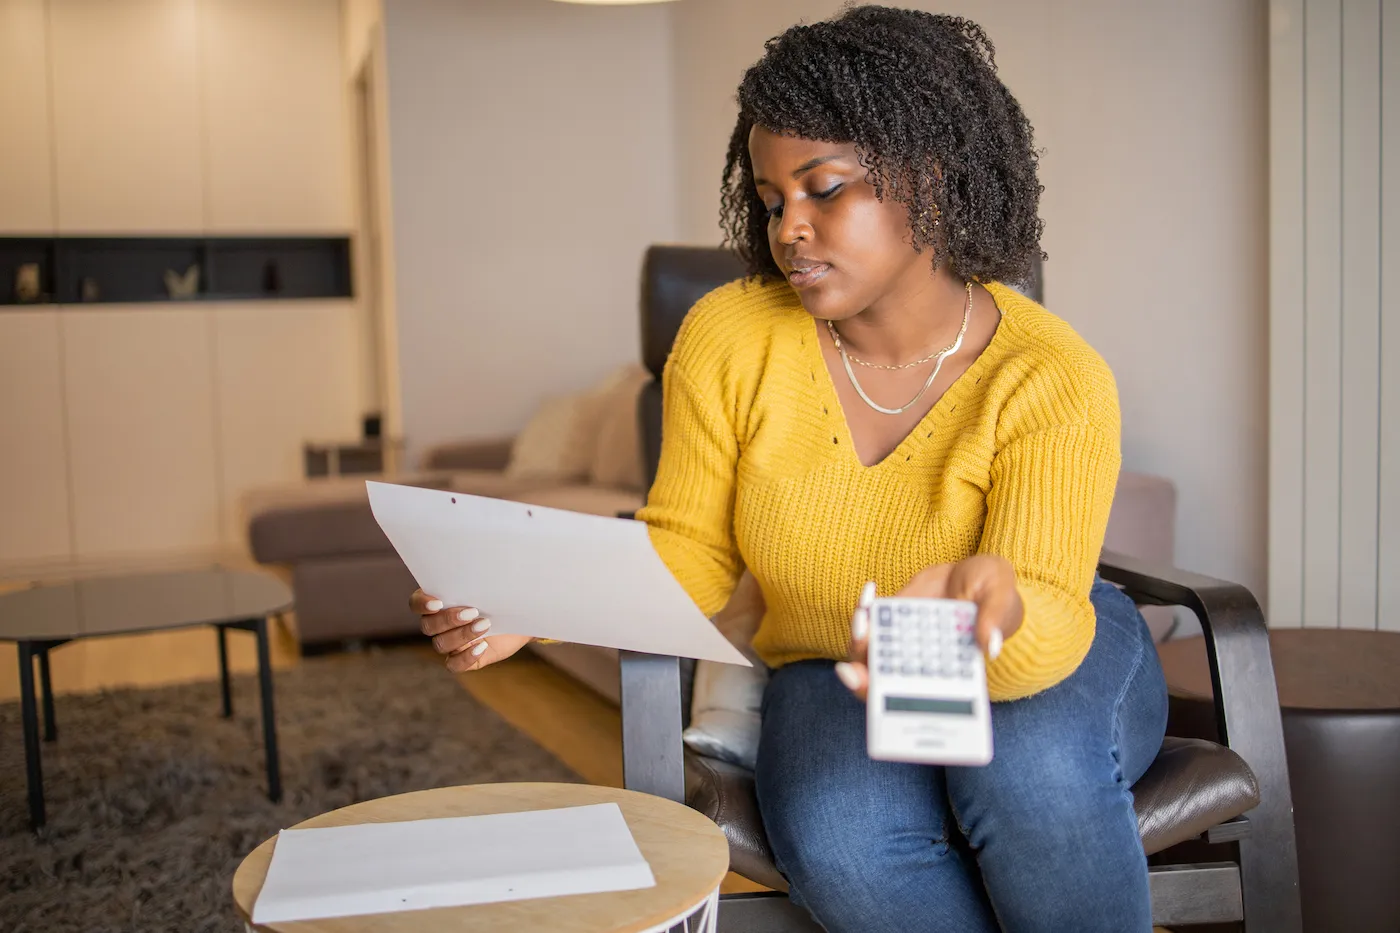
left=414, top=7, right=1167, bottom=931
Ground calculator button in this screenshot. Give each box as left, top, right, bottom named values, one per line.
left=897, top=603, right=911, bottom=615
left=879, top=606, right=893, bottom=624
left=878, top=663, right=894, bottom=674
left=920, top=666, right=937, bottom=677
left=959, top=666, right=973, bottom=678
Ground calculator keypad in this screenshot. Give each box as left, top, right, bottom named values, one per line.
left=874, top=602, right=978, bottom=680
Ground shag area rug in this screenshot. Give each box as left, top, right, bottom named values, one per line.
left=0, top=646, right=579, bottom=932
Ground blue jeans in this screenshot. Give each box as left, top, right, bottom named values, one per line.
left=754, top=579, right=1169, bottom=933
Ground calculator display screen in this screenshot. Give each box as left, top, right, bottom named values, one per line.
left=885, top=697, right=975, bottom=716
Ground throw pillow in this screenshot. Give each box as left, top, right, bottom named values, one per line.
left=589, top=363, right=651, bottom=491
left=503, top=364, right=640, bottom=483
left=682, top=572, right=769, bottom=770
left=504, top=392, right=604, bottom=482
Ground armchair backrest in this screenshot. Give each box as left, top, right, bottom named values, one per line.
left=639, top=245, right=747, bottom=487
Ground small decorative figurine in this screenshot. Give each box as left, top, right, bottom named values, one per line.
left=164, top=264, right=200, bottom=299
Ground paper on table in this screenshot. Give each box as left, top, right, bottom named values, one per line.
left=366, top=482, right=750, bottom=666
left=252, top=803, right=656, bottom=923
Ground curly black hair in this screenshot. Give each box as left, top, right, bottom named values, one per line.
left=721, top=5, right=1044, bottom=287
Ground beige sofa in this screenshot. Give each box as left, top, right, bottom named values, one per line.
left=241, top=365, right=652, bottom=655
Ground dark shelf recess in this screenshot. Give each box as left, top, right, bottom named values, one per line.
left=0, top=238, right=57, bottom=305
left=207, top=237, right=352, bottom=300
left=0, top=235, right=352, bottom=307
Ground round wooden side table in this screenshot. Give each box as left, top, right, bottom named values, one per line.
left=1158, top=629, right=1400, bottom=933
left=232, top=783, right=730, bottom=933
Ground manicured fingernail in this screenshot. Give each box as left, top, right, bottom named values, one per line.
left=988, top=628, right=1003, bottom=661
left=859, top=581, right=877, bottom=608
left=834, top=662, right=860, bottom=690
left=851, top=608, right=869, bottom=641
left=425, top=599, right=442, bottom=612
left=471, top=618, right=490, bottom=633
left=458, top=608, right=479, bottom=622
left=470, top=642, right=488, bottom=657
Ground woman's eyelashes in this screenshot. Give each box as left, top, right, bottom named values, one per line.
left=762, top=183, right=844, bottom=219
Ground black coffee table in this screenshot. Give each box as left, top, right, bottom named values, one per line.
left=0, top=568, right=293, bottom=830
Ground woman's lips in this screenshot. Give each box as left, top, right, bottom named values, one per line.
left=787, top=263, right=831, bottom=289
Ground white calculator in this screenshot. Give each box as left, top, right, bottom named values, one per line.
left=866, top=597, right=994, bottom=766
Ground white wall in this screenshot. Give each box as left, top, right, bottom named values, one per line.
left=669, top=0, right=1271, bottom=601
left=382, top=0, right=678, bottom=460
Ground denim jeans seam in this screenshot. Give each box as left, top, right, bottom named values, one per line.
left=1108, top=629, right=1146, bottom=778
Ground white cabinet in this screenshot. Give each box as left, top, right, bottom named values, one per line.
left=0, top=1, right=364, bottom=571
left=212, top=300, right=361, bottom=546
left=0, top=0, right=54, bottom=233
left=200, top=0, right=353, bottom=233
left=48, top=0, right=204, bottom=233
left=61, top=307, right=222, bottom=557
left=38, top=0, right=353, bottom=234
left=0, top=312, right=73, bottom=564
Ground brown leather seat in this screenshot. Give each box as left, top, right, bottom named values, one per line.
left=684, top=735, right=1260, bottom=892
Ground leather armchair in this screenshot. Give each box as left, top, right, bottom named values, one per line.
left=622, top=245, right=1302, bottom=932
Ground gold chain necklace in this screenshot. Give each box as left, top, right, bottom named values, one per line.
left=826, top=282, right=972, bottom=416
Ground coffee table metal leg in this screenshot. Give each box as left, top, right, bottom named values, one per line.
left=38, top=647, right=56, bottom=742
left=18, top=642, right=45, bottom=830
left=256, top=617, right=282, bottom=803
left=217, top=624, right=233, bottom=718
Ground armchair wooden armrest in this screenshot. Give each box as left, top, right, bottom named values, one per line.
left=1098, top=549, right=1301, bottom=931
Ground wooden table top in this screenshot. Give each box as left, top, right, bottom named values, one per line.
left=1157, top=628, right=1400, bottom=711
left=232, top=783, right=730, bottom=933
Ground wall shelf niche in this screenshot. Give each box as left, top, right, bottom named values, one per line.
left=0, top=236, right=352, bottom=306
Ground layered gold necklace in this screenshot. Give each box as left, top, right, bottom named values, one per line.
left=825, top=281, right=972, bottom=416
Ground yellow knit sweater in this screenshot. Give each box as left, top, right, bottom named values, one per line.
left=635, top=278, right=1122, bottom=701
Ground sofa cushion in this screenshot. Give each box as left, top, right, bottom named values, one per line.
left=242, top=472, right=452, bottom=563
left=504, top=392, right=605, bottom=483
left=683, top=572, right=768, bottom=770
left=249, top=498, right=396, bottom=564
left=290, top=554, right=422, bottom=645
left=589, top=365, right=651, bottom=491
left=445, top=469, right=563, bottom=501
left=240, top=472, right=450, bottom=525
left=510, top=485, right=646, bottom=518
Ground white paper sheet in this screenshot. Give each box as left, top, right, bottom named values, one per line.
left=366, top=482, right=749, bottom=666
left=252, top=803, right=656, bottom=923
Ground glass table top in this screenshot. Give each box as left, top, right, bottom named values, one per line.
left=0, top=568, right=293, bottom=642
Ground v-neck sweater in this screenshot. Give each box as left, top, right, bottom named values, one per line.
left=635, top=277, right=1122, bottom=700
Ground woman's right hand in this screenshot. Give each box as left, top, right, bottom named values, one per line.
left=411, top=588, right=533, bottom=673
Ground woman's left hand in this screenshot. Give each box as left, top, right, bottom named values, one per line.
left=835, top=555, right=1025, bottom=702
